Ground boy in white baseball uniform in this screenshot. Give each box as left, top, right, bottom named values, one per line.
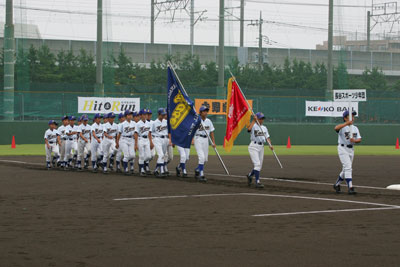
left=115, top=112, right=125, bottom=172
left=164, top=112, right=174, bottom=175
left=91, top=113, right=104, bottom=172
left=246, top=112, right=274, bottom=189
left=116, top=110, right=136, bottom=175
left=76, top=115, right=91, bottom=171
left=44, top=120, right=61, bottom=170
left=152, top=108, right=169, bottom=177
left=135, top=109, right=154, bottom=177
left=333, top=110, right=361, bottom=195
left=64, top=116, right=78, bottom=170
left=57, top=116, right=69, bottom=168
left=145, top=109, right=155, bottom=175
left=194, top=106, right=216, bottom=182
left=102, top=112, right=119, bottom=174
left=175, top=146, right=190, bottom=178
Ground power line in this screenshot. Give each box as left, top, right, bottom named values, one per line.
left=240, top=0, right=370, bottom=8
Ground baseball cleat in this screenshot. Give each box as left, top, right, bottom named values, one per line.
left=194, top=169, right=200, bottom=178
left=246, top=173, right=253, bottom=186
left=165, top=171, right=170, bottom=176
left=57, top=162, right=61, bottom=167
left=176, top=166, right=181, bottom=177
left=348, top=187, right=357, bottom=195
left=77, top=167, right=83, bottom=172
left=255, top=183, right=264, bottom=189
left=333, top=184, right=341, bottom=193
left=116, top=168, right=122, bottom=173
left=140, top=172, right=147, bottom=177
left=182, top=173, right=188, bottom=178
left=197, top=176, right=207, bottom=183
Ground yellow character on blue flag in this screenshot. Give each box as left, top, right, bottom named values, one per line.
left=167, top=66, right=201, bottom=148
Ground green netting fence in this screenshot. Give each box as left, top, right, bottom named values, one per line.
left=1, top=88, right=400, bottom=124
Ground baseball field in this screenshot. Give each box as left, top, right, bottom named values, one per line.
left=1, top=147, right=399, bottom=266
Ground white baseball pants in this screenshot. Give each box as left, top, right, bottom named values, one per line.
left=119, top=137, right=135, bottom=162
left=338, top=145, right=354, bottom=179
left=138, top=138, right=151, bottom=164
left=177, top=146, right=190, bottom=164
left=102, top=138, right=117, bottom=162
left=194, top=137, right=209, bottom=165
left=248, top=142, right=264, bottom=171
left=153, top=137, right=167, bottom=164
left=45, top=144, right=60, bottom=162
left=59, top=139, right=66, bottom=161
left=64, top=140, right=77, bottom=162
left=91, top=139, right=102, bottom=161
left=77, top=140, right=90, bottom=161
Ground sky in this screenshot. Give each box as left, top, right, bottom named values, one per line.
left=1, top=0, right=399, bottom=49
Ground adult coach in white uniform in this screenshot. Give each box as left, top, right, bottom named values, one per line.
left=102, top=112, right=119, bottom=173
left=77, top=115, right=91, bottom=171
left=333, top=110, right=361, bottom=194
left=57, top=116, right=69, bottom=168
left=135, top=109, right=154, bottom=176
left=246, top=112, right=274, bottom=189
left=194, top=106, right=216, bottom=182
left=116, top=110, right=136, bottom=175
left=152, top=108, right=168, bottom=177
left=44, top=120, right=61, bottom=169
left=91, top=113, right=103, bottom=172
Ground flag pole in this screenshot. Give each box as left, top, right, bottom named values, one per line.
left=167, top=61, right=230, bottom=175
left=228, top=70, right=283, bottom=169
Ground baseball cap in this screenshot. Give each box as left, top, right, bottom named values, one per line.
left=108, top=112, right=116, bottom=118
left=256, top=112, right=265, bottom=120
left=69, top=115, right=76, bottom=121
left=48, top=120, right=57, bottom=125
left=103, top=113, right=108, bottom=119
left=158, top=108, right=167, bottom=115
left=82, top=115, right=89, bottom=121
left=147, top=109, right=152, bottom=114
left=124, top=110, right=133, bottom=116
left=343, top=110, right=357, bottom=118
left=133, top=111, right=139, bottom=117
left=118, top=113, right=124, bottom=119
left=93, top=113, right=101, bottom=119
left=199, top=106, right=209, bottom=112
left=61, top=115, right=68, bottom=121
left=139, top=109, right=146, bottom=115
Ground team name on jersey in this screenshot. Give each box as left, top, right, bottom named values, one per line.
left=138, top=126, right=151, bottom=134
left=198, top=125, right=210, bottom=131
left=253, top=130, right=265, bottom=137
left=155, top=125, right=168, bottom=132
left=94, top=128, right=103, bottom=134
left=47, top=134, right=58, bottom=139
left=344, top=132, right=358, bottom=139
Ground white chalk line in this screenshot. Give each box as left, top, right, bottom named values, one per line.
left=114, top=192, right=400, bottom=209
left=252, top=207, right=400, bottom=217
left=0, top=159, right=42, bottom=166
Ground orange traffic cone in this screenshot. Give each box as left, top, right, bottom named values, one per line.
left=286, top=136, right=291, bottom=149
left=396, top=138, right=399, bottom=150
left=11, top=136, right=16, bottom=149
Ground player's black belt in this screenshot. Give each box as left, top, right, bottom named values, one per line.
left=253, top=141, right=263, bottom=145
left=340, top=144, right=353, bottom=148
left=156, top=135, right=167, bottom=138
left=62, top=138, right=67, bottom=140
left=68, top=138, right=73, bottom=141
left=141, top=135, right=148, bottom=138
left=48, top=141, right=54, bottom=144
left=196, top=134, right=207, bottom=138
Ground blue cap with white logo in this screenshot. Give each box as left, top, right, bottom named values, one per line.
left=343, top=110, right=357, bottom=118
left=108, top=112, right=115, bottom=118
left=256, top=112, right=265, bottom=120
left=158, top=108, right=167, bottom=115
left=133, top=111, right=138, bottom=117
left=69, top=115, right=76, bottom=121
left=139, top=109, right=146, bottom=115
left=93, top=113, right=101, bottom=119
left=82, top=115, right=89, bottom=121
left=124, top=110, right=133, bottom=116
left=61, top=115, right=68, bottom=121
left=147, top=109, right=152, bottom=114
left=48, top=120, right=57, bottom=125
left=199, top=105, right=209, bottom=112
left=118, top=113, right=124, bottom=119
left=103, top=113, right=109, bottom=119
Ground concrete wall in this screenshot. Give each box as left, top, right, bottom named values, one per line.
left=1, top=38, right=399, bottom=76
left=2, top=122, right=399, bottom=146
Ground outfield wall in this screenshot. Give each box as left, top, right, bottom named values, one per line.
left=1, top=122, right=399, bottom=146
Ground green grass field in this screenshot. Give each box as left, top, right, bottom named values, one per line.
left=1, top=144, right=399, bottom=156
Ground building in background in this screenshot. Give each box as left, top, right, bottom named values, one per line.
left=316, top=36, right=400, bottom=53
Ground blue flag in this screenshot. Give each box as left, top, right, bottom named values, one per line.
left=167, top=66, right=201, bottom=149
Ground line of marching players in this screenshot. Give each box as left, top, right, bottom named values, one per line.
left=44, top=106, right=217, bottom=183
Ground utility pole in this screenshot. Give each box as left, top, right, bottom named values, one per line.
left=151, top=0, right=155, bottom=44
left=218, top=0, right=224, bottom=89
left=95, top=0, right=104, bottom=96
left=4, top=0, right=15, bottom=121
left=240, top=0, right=244, bottom=47
left=258, top=11, right=263, bottom=69
left=190, top=0, right=194, bottom=54
left=367, top=11, right=371, bottom=51
left=327, top=0, right=333, bottom=99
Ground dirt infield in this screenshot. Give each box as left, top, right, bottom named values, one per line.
left=1, top=155, right=400, bottom=266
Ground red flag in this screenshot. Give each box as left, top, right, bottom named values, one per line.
left=224, top=78, right=252, bottom=152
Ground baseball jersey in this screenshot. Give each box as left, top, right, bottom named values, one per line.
left=44, top=129, right=59, bottom=143
left=118, top=120, right=136, bottom=138
left=103, top=122, right=119, bottom=138
left=58, top=125, right=68, bottom=140
left=65, top=125, right=78, bottom=140
left=337, top=125, right=361, bottom=145
left=250, top=124, right=270, bottom=143
left=195, top=118, right=215, bottom=136
left=151, top=119, right=168, bottom=137
left=91, top=122, right=104, bottom=139
left=77, top=123, right=92, bottom=140
left=136, top=120, right=152, bottom=138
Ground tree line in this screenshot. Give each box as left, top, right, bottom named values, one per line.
left=0, top=44, right=399, bottom=93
